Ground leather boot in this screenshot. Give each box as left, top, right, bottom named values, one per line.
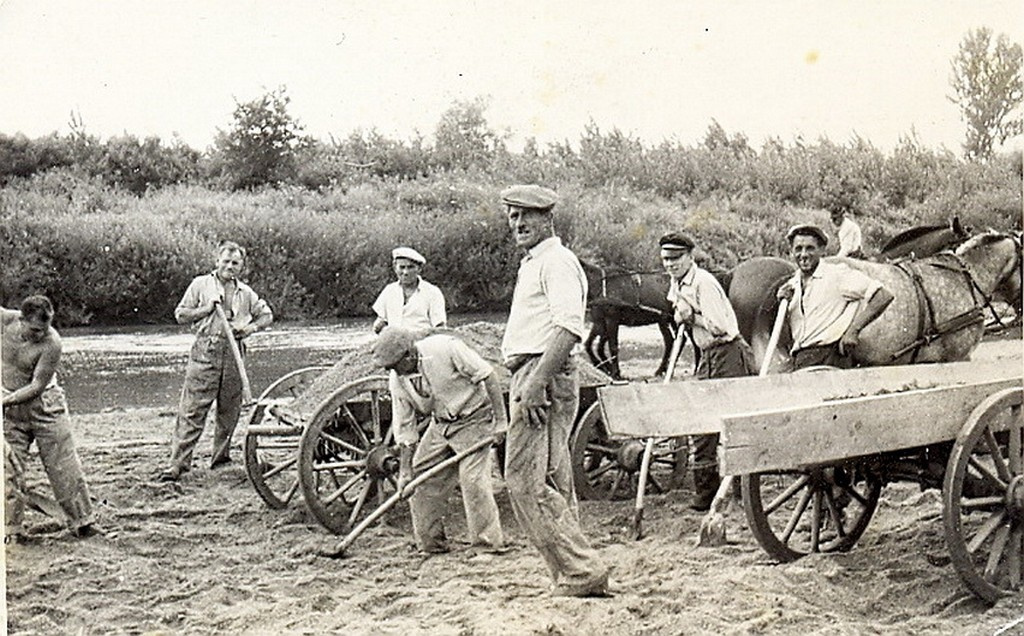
left=690, top=468, right=720, bottom=511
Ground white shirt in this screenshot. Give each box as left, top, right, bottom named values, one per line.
left=787, top=260, right=882, bottom=351
left=837, top=217, right=863, bottom=257
left=501, top=237, right=588, bottom=362
left=372, top=279, right=446, bottom=334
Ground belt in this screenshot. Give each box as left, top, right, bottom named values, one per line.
left=436, top=403, right=489, bottom=424
left=504, top=354, right=540, bottom=375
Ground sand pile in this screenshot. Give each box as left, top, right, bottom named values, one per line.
left=283, top=322, right=610, bottom=420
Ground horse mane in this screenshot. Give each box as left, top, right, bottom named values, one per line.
left=880, top=224, right=950, bottom=253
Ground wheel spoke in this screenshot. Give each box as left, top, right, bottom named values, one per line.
left=837, top=480, right=870, bottom=507
left=370, top=390, right=383, bottom=444
left=342, top=405, right=372, bottom=448
left=322, top=471, right=367, bottom=505
left=648, top=473, right=666, bottom=494
left=1009, top=527, right=1022, bottom=588
left=608, top=470, right=625, bottom=499
left=587, top=462, right=617, bottom=481
left=263, top=457, right=297, bottom=478
left=765, top=475, right=810, bottom=514
left=983, top=428, right=1012, bottom=483
left=587, top=443, right=618, bottom=455
left=969, top=455, right=1009, bottom=491
left=282, top=479, right=299, bottom=503
left=962, top=495, right=1005, bottom=511
left=968, top=510, right=1007, bottom=554
left=314, top=459, right=364, bottom=471
left=347, top=480, right=374, bottom=527
left=781, top=487, right=814, bottom=544
left=318, top=431, right=365, bottom=456
left=809, top=490, right=823, bottom=552
left=984, top=524, right=1011, bottom=581
left=1011, top=423, right=1022, bottom=474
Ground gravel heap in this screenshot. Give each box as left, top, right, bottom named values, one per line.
left=282, top=322, right=610, bottom=421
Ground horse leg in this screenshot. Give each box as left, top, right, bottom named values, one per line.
left=608, top=315, right=622, bottom=380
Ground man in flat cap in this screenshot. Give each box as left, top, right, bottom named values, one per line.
left=499, top=184, right=610, bottom=597
left=373, top=327, right=506, bottom=554
left=372, top=246, right=447, bottom=336
left=660, top=231, right=755, bottom=511
left=778, top=224, right=893, bottom=370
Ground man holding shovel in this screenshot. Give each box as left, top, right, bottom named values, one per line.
left=373, top=327, right=506, bottom=554
left=660, top=232, right=755, bottom=511
left=160, top=241, right=273, bottom=482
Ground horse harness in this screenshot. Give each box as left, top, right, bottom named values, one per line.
left=594, top=266, right=669, bottom=317
left=890, top=250, right=1004, bottom=362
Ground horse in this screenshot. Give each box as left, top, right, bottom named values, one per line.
left=580, top=262, right=676, bottom=379
left=879, top=216, right=969, bottom=262
left=743, top=231, right=1021, bottom=368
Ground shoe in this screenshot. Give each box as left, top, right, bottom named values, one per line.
left=72, top=524, right=103, bottom=539
left=210, top=457, right=232, bottom=470
left=553, top=570, right=611, bottom=598
left=158, top=467, right=182, bottom=482
left=689, top=469, right=721, bottom=511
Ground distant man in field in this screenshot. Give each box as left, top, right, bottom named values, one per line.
left=160, top=241, right=273, bottom=482
left=3, top=295, right=98, bottom=541
left=778, top=224, right=893, bottom=370
left=500, top=184, right=609, bottom=598
left=373, top=327, right=506, bottom=554
left=830, top=208, right=864, bottom=259
left=372, top=246, right=447, bottom=336
left=660, top=232, right=755, bottom=511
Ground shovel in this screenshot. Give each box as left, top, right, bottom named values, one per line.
left=631, top=324, right=688, bottom=540
left=320, top=436, right=495, bottom=558
left=212, top=301, right=255, bottom=461
left=697, top=297, right=789, bottom=547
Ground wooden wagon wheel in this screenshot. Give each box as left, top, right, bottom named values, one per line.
left=570, top=403, right=687, bottom=501
left=298, top=375, right=396, bottom=535
left=244, top=366, right=329, bottom=509
left=943, top=386, right=1024, bottom=603
left=742, top=462, right=882, bottom=562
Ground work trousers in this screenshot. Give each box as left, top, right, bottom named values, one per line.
left=692, top=338, right=755, bottom=472
left=792, top=343, right=854, bottom=371
left=409, top=408, right=503, bottom=552
left=505, top=356, right=606, bottom=587
left=170, top=333, right=243, bottom=471
left=4, top=385, right=95, bottom=535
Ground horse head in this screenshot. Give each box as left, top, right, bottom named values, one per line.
left=955, top=230, right=1022, bottom=314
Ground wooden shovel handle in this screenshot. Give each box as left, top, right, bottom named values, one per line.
left=213, top=301, right=253, bottom=404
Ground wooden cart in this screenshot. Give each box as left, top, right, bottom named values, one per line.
left=596, top=356, right=1023, bottom=603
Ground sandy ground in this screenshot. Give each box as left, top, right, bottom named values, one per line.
left=4, top=327, right=1024, bottom=635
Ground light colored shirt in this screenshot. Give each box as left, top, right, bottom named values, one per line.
left=666, top=264, right=740, bottom=350
left=175, top=272, right=272, bottom=336
left=372, top=279, right=446, bottom=334
left=787, top=260, right=882, bottom=351
left=388, top=334, right=493, bottom=445
left=501, top=237, right=588, bottom=362
left=837, top=217, right=863, bottom=257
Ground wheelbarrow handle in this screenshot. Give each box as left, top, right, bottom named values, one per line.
left=329, top=436, right=495, bottom=556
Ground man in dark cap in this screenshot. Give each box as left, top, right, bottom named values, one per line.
left=373, top=327, right=506, bottom=554
left=659, top=231, right=754, bottom=511
left=499, top=184, right=610, bottom=598
left=778, top=224, right=893, bottom=369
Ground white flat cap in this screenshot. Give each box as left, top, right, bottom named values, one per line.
left=391, top=246, right=426, bottom=264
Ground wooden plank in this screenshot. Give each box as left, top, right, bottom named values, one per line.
left=598, top=357, right=1020, bottom=438
left=719, top=378, right=1022, bottom=476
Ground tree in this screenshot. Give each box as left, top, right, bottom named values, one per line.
left=948, top=28, right=1023, bottom=160
left=212, top=87, right=304, bottom=189
left=432, top=98, right=504, bottom=170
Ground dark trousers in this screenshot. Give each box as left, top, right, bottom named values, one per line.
left=792, top=343, right=854, bottom=371
left=692, top=338, right=755, bottom=487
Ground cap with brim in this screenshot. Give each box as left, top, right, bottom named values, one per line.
left=500, top=185, right=558, bottom=211
left=658, top=231, right=696, bottom=254
left=392, top=247, right=426, bottom=265
left=786, top=224, right=829, bottom=246
left=373, top=327, right=417, bottom=368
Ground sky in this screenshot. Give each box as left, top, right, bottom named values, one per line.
left=0, top=1, right=1022, bottom=153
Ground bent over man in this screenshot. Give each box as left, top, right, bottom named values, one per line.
left=778, top=224, right=893, bottom=370
left=160, top=241, right=273, bottom=481
left=500, top=184, right=609, bottom=598
left=660, top=232, right=755, bottom=511
left=373, top=327, right=506, bottom=554
left=3, top=295, right=97, bottom=541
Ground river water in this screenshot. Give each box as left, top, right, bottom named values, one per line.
left=58, top=314, right=529, bottom=413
